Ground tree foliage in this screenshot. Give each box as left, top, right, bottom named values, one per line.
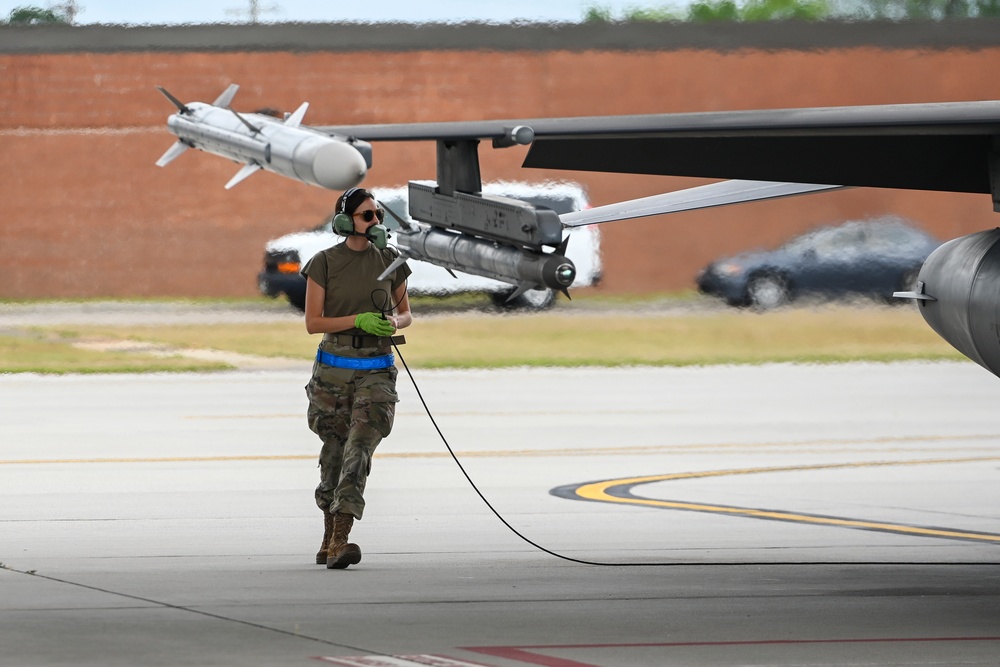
left=686, top=0, right=831, bottom=20
left=585, top=0, right=1000, bottom=20
left=742, top=0, right=831, bottom=19
left=4, top=5, right=70, bottom=24
left=687, top=0, right=742, bottom=20
left=852, top=0, right=1000, bottom=17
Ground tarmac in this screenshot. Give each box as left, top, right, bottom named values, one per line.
left=3, top=360, right=1000, bottom=666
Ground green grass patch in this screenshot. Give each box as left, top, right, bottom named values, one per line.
left=21, top=304, right=965, bottom=372
left=0, top=296, right=284, bottom=306
left=36, top=324, right=316, bottom=360
left=0, top=332, right=232, bottom=374
left=401, top=307, right=963, bottom=368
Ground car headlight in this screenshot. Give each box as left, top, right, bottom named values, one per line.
left=716, top=262, right=743, bottom=276
left=265, top=249, right=301, bottom=273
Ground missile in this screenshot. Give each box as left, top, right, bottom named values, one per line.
left=373, top=181, right=576, bottom=300
left=380, top=224, right=576, bottom=300
left=155, top=84, right=370, bottom=191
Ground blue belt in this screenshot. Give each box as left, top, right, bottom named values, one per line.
left=316, top=349, right=394, bottom=370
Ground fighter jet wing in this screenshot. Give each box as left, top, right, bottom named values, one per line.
left=316, top=99, right=1000, bottom=198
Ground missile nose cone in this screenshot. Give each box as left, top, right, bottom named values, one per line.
left=313, top=141, right=367, bottom=190
left=555, top=263, right=576, bottom=286
left=541, top=253, right=576, bottom=289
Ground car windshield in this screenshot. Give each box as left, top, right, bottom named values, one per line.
left=781, top=220, right=930, bottom=260
left=782, top=226, right=849, bottom=259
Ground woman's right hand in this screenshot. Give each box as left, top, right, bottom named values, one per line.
left=355, top=312, right=395, bottom=337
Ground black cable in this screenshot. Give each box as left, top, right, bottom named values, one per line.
left=390, top=340, right=660, bottom=567
left=370, top=288, right=396, bottom=318
left=368, top=283, right=615, bottom=563
left=374, top=274, right=667, bottom=565
left=373, top=282, right=756, bottom=565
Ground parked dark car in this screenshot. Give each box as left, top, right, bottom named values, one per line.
left=696, top=217, right=941, bottom=309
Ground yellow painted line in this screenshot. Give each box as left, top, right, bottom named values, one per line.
left=185, top=409, right=661, bottom=420
left=185, top=414, right=301, bottom=420
left=574, top=456, right=1000, bottom=493
left=0, top=451, right=538, bottom=465
left=572, top=456, right=1000, bottom=544
left=6, top=445, right=1000, bottom=543
left=3, top=438, right=1000, bottom=466
left=0, top=454, right=317, bottom=465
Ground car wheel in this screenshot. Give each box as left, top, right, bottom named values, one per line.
left=746, top=273, right=789, bottom=310
left=286, top=289, right=306, bottom=313
left=490, top=287, right=557, bottom=310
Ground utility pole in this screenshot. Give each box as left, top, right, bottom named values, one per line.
left=226, top=0, right=282, bottom=24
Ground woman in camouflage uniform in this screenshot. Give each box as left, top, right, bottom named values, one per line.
left=302, top=187, right=412, bottom=569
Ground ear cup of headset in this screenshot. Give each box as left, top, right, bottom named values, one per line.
left=333, top=213, right=354, bottom=237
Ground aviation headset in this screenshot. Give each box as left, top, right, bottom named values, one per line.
left=332, top=187, right=389, bottom=249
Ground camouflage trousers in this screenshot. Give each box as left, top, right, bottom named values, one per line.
left=306, top=341, right=399, bottom=520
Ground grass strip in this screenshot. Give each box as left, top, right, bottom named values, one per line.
left=19, top=305, right=964, bottom=372
left=0, top=332, right=232, bottom=374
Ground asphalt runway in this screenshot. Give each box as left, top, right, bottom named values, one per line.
left=3, top=361, right=1000, bottom=666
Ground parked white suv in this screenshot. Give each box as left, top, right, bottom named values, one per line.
left=258, top=181, right=601, bottom=310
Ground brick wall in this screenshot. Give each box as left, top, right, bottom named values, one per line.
left=2, top=26, right=998, bottom=298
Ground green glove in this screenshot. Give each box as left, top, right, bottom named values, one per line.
left=355, top=312, right=395, bottom=337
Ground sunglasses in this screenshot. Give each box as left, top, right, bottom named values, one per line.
left=353, top=208, right=385, bottom=223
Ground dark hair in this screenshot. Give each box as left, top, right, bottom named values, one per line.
left=337, top=188, right=375, bottom=216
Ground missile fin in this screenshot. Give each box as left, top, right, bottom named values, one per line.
left=893, top=291, right=936, bottom=301
left=212, top=84, right=240, bottom=108
left=156, top=86, right=192, bottom=115
left=283, top=102, right=309, bottom=128
left=377, top=254, right=410, bottom=282
left=505, top=283, right=534, bottom=304
left=155, top=141, right=189, bottom=167
left=893, top=281, right=936, bottom=301
left=225, top=163, right=262, bottom=190
left=554, top=236, right=570, bottom=256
